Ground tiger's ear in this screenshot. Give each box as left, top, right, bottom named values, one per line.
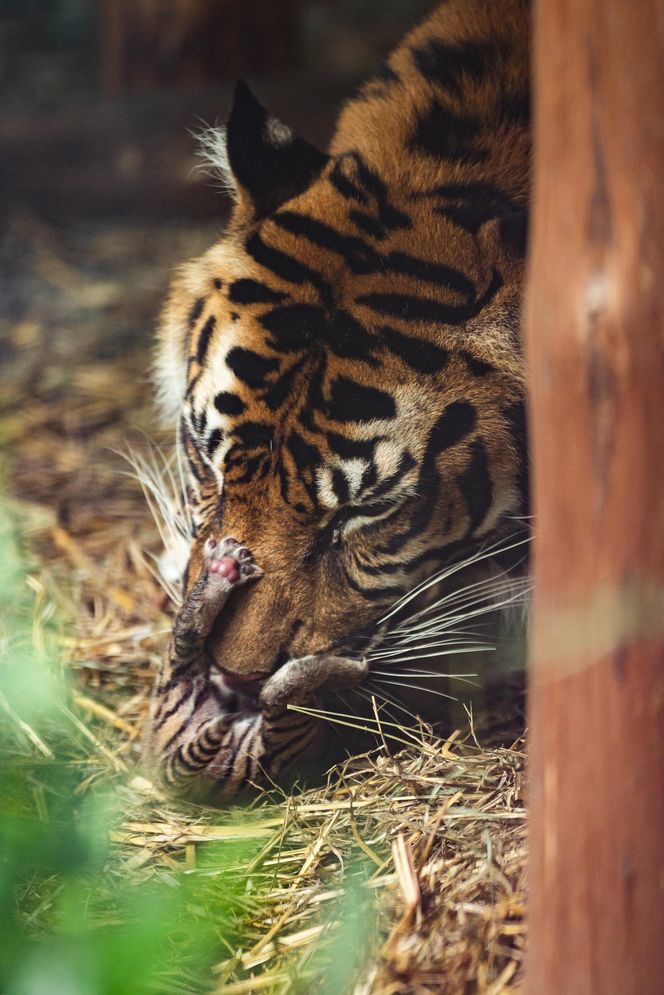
left=199, top=81, right=329, bottom=220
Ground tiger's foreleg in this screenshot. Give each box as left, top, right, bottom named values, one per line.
left=255, top=654, right=369, bottom=778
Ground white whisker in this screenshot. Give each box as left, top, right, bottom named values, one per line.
left=355, top=683, right=422, bottom=725
left=367, top=677, right=458, bottom=702
left=397, top=585, right=530, bottom=637
left=369, top=637, right=492, bottom=659
left=394, top=576, right=530, bottom=633
left=115, top=438, right=191, bottom=604
left=369, top=668, right=480, bottom=687
left=376, top=533, right=530, bottom=626
left=371, top=641, right=494, bottom=661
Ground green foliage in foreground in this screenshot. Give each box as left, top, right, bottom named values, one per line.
left=0, top=502, right=376, bottom=995
left=0, top=506, right=265, bottom=995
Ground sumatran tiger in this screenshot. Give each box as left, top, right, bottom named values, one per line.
left=143, top=0, right=531, bottom=797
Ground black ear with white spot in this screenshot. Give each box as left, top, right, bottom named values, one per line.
left=204, top=80, right=329, bottom=220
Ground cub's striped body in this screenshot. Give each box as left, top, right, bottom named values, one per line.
left=146, top=0, right=530, bottom=797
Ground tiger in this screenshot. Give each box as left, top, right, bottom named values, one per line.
left=143, top=0, right=531, bottom=797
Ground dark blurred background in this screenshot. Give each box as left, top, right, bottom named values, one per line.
left=0, top=0, right=431, bottom=404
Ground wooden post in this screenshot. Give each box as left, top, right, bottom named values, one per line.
left=525, top=1, right=664, bottom=992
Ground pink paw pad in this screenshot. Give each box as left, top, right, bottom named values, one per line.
left=209, top=556, right=239, bottom=583
left=204, top=536, right=262, bottom=586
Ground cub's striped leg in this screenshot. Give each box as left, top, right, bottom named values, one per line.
left=144, top=536, right=262, bottom=791
left=173, top=653, right=368, bottom=796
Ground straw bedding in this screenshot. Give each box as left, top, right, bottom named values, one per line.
left=2, top=216, right=526, bottom=994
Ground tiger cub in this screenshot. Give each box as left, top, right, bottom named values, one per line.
left=144, top=0, right=530, bottom=797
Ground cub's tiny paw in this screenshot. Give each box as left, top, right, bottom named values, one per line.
left=204, top=536, right=263, bottom=590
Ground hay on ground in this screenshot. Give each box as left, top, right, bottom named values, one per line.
left=2, top=215, right=526, bottom=994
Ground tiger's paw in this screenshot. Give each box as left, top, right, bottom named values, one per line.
left=204, top=536, right=263, bottom=595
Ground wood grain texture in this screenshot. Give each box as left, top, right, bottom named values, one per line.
left=525, top=0, right=664, bottom=991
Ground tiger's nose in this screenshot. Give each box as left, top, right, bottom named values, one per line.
left=206, top=577, right=295, bottom=679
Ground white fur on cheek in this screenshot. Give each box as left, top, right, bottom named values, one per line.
left=154, top=307, right=189, bottom=428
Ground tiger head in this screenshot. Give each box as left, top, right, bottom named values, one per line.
left=155, top=81, right=528, bottom=690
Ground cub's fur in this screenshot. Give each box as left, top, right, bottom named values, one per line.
left=146, top=0, right=530, bottom=796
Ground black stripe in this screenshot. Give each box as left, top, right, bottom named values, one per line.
left=346, top=151, right=389, bottom=203
left=373, top=62, right=399, bottom=85
left=357, top=62, right=401, bottom=100
left=331, top=151, right=410, bottom=231
left=427, top=401, right=477, bottom=455
left=379, top=325, right=450, bottom=373
left=185, top=371, right=201, bottom=399
left=188, top=739, right=221, bottom=763
left=300, top=353, right=328, bottom=431
left=196, top=315, right=216, bottom=365
left=386, top=251, right=475, bottom=297
left=226, top=347, right=280, bottom=388
left=419, top=182, right=527, bottom=250
left=263, top=725, right=316, bottom=765
left=376, top=473, right=438, bottom=556
left=185, top=453, right=203, bottom=484
left=264, top=716, right=314, bottom=739
left=412, top=101, right=488, bottom=164
left=232, top=453, right=271, bottom=484
left=411, top=39, right=497, bottom=95
left=154, top=686, right=192, bottom=729
left=272, top=211, right=381, bottom=274
left=346, top=497, right=400, bottom=523
left=323, top=309, right=377, bottom=362
left=287, top=430, right=320, bottom=474
left=259, top=303, right=322, bottom=352
left=367, top=452, right=417, bottom=500
left=326, top=377, right=395, bottom=423
left=233, top=421, right=273, bottom=450
left=278, top=460, right=294, bottom=505
left=175, top=746, right=205, bottom=772
left=326, top=431, right=383, bottom=461
left=360, top=461, right=378, bottom=492
left=214, top=391, right=246, bottom=416
left=188, top=297, right=205, bottom=328
left=357, top=269, right=503, bottom=325
left=206, top=428, right=222, bottom=457
left=245, top=231, right=332, bottom=304
left=458, top=440, right=493, bottom=534
left=234, top=732, right=256, bottom=792
left=228, top=279, right=287, bottom=305
left=331, top=468, right=350, bottom=504
left=349, top=210, right=386, bottom=240
left=329, top=158, right=368, bottom=205
left=343, top=568, right=408, bottom=603
left=260, top=302, right=377, bottom=362
left=359, top=559, right=409, bottom=577
left=320, top=495, right=401, bottom=550
left=261, top=358, right=306, bottom=411
left=194, top=407, right=207, bottom=437
left=459, top=350, right=495, bottom=377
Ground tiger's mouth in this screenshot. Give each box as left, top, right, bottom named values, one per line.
left=216, top=667, right=264, bottom=696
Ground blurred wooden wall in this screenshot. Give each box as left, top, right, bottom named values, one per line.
left=100, top=0, right=303, bottom=93
left=526, top=0, right=664, bottom=991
